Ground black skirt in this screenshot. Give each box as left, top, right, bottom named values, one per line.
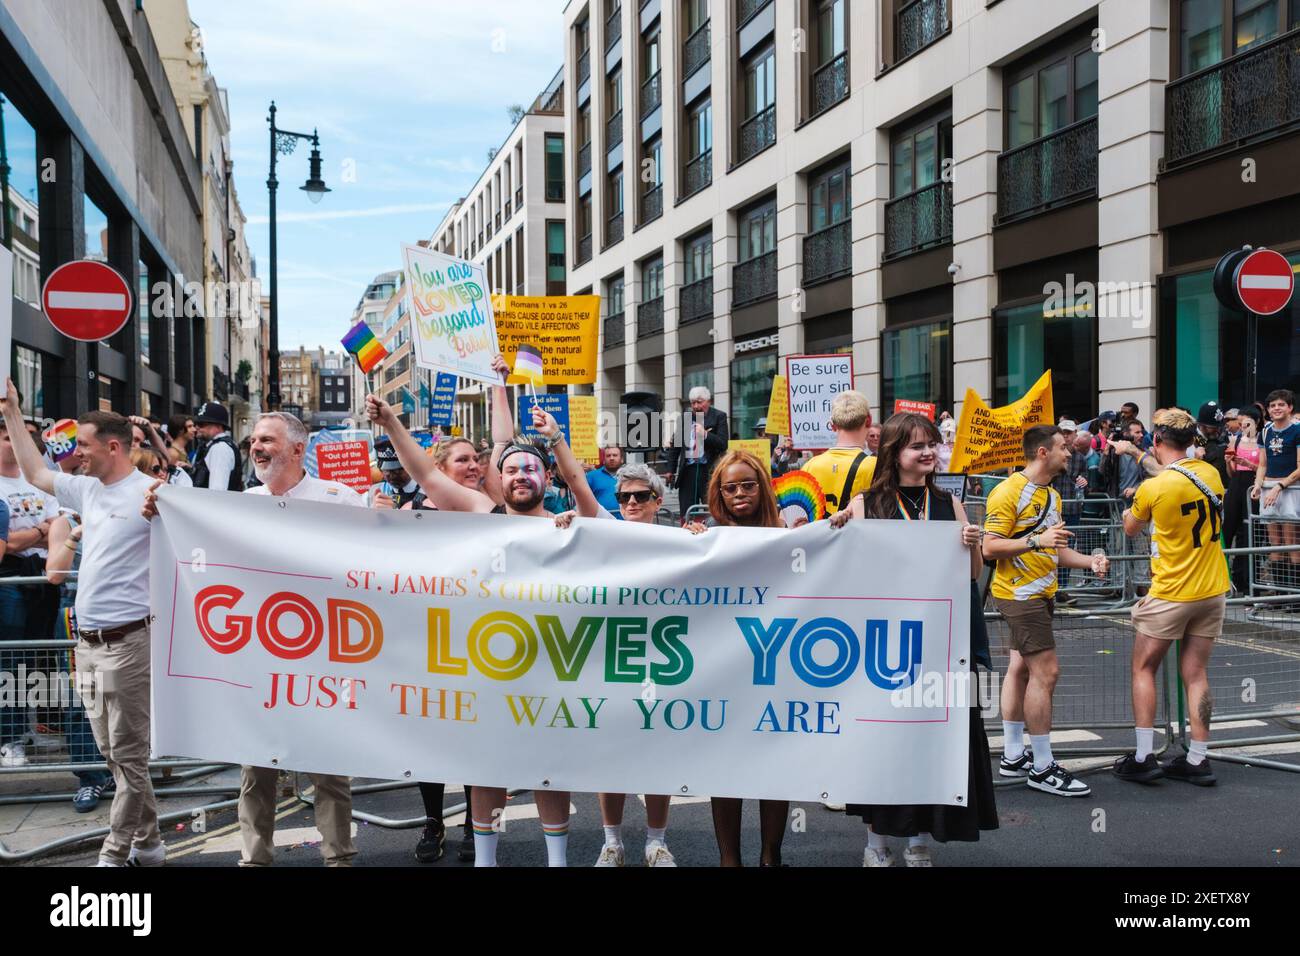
left=845, top=685, right=999, bottom=843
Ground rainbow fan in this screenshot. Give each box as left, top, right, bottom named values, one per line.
left=773, top=470, right=827, bottom=524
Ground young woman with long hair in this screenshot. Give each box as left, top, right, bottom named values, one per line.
left=831, top=412, right=998, bottom=865
left=689, top=449, right=788, bottom=865
left=1223, top=406, right=1263, bottom=594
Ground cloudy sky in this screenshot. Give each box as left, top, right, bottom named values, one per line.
left=188, top=0, right=565, bottom=351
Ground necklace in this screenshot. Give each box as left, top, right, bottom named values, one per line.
left=896, top=486, right=929, bottom=521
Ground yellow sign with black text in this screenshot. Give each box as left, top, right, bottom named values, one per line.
left=492, top=295, right=600, bottom=385
left=949, top=371, right=1054, bottom=474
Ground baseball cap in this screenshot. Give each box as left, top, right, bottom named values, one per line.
left=1058, top=418, right=1078, bottom=432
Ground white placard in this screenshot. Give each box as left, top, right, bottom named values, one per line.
left=402, top=243, right=501, bottom=387
left=786, top=353, right=855, bottom=450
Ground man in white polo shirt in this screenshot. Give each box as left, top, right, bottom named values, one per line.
left=1, top=381, right=160, bottom=866
left=231, top=411, right=363, bottom=866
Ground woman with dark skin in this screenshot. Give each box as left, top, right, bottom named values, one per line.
left=687, top=449, right=789, bottom=866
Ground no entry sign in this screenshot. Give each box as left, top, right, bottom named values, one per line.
left=1234, top=249, right=1294, bottom=316
left=41, top=260, right=134, bottom=341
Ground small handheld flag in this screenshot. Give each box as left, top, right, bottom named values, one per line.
left=341, top=320, right=388, bottom=375
left=43, top=419, right=78, bottom=462
left=513, top=343, right=545, bottom=407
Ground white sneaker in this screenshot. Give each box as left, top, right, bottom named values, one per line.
left=904, top=845, right=933, bottom=867
left=0, top=743, right=27, bottom=767
left=863, top=846, right=895, bottom=867
left=127, top=843, right=166, bottom=867
left=644, top=842, right=676, bottom=867
left=594, top=843, right=625, bottom=867
left=822, top=801, right=846, bottom=811
left=1027, top=761, right=1092, bottom=797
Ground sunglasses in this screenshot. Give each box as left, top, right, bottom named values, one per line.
left=615, top=489, right=657, bottom=504
left=720, top=480, right=760, bottom=497
left=150, top=465, right=167, bottom=476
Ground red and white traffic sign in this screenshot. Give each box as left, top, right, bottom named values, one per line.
left=1234, top=249, right=1295, bottom=316
left=41, top=260, right=134, bottom=341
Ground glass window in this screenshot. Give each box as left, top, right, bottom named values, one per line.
left=891, top=137, right=914, bottom=196
left=994, top=303, right=1095, bottom=420
left=810, top=159, right=851, bottom=232
left=644, top=30, right=660, bottom=79
left=15, top=345, right=43, bottom=419
left=607, top=275, right=625, bottom=314
left=608, top=166, right=624, bottom=216
left=684, top=0, right=709, bottom=35
left=607, top=69, right=623, bottom=116
left=891, top=116, right=952, bottom=197
left=644, top=137, right=662, bottom=190
left=545, top=134, right=565, bottom=201
left=682, top=346, right=714, bottom=403
left=738, top=200, right=776, bottom=261
left=578, top=106, right=591, bottom=147
left=1235, top=0, right=1279, bottom=51
left=816, top=0, right=846, bottom=66
left=744, top=46, right=775, bottom=117
left=84, top=194, right=110, bottom=262
left=1074, top=50, right=1100, bottom=120
left=2, top=98, right=42, bottom=306
left=882, top=321, right=953, bottom=418
left=547, top=221, right=566, bottom=281
left=687, top=99, right=712, bottom=158
left=642, top=257, right=664, bottom=300
left=1006, top=75, right=1036, bottom=149
left=1037, top=60, right=1069, bottom=135
left=731, top=350, right=778, bottom=440
left=578, top=195, right=592, bottom=237
left=684, top=232, right=713, bottom=284
left=138, top=260, right=150, bottom=366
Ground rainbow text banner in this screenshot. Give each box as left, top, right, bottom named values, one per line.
left=402, top=243, right=501, bottom=387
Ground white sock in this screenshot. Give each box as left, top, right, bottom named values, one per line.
left=908, top=833, right=930, bottom=848
left=645, top=826, right=666, bottom=846
left=1002, top=721, right=1025, bottom=760
left=471, top=819, right=498, bottom=868
left=602, top=824, right=622, bottom=847
left=1135, top=727, right=1154, bottom=761
left=1187, top=739, right=1209, bottom=766
left=866, top=827, right=888, bottom=851
left=543, top=821, right=569, bottom=867
left=1030, top=734, right=1053, bottom=772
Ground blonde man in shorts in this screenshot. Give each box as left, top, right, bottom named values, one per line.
left=1114, top=409, right=1229, bottom=786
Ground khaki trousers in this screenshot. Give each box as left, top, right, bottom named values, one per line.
left=238, top=766, right=356, bottom=866
left=76, top=623, right=160, bottom=864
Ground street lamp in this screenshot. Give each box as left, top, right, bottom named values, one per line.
left=267, top=101, right=330, bottom=409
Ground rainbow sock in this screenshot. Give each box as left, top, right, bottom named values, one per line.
left=542, top=820, right=569, bottom=868
left=471, top=818, right=498, bottom=868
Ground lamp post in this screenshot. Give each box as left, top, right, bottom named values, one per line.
left=267, top=101, right=329, bottom=410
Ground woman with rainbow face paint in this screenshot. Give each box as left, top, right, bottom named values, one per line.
left=366, top=353, right=601, bottom=868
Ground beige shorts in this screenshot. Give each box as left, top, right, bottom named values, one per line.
left=994, top=596, right=1056, bottom=655
left=1130, top=594, right=1226, bottom=641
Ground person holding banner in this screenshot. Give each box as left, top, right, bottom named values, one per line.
left=1114, top=409, right=1229, bottom=786
left=201, top=412, right=364, bottom=866
left=981, top=425, right=1109, bottom=798
left=366, top=361, right=602, bottom=868
left=802, top=391, right=877, bottom=514
left=554, top=462, right=677, bottom=867
left=688, top=450, right=789, bottom=866
left=830, top=413, right=996, bottom=865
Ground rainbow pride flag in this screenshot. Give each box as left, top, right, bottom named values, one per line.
left=341, top=320, right=388, bottom=375
left=773, top=470, right=827, bottom=524
left=43, top=419, right=78, bottom=462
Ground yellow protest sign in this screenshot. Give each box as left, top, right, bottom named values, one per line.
left=729, top=439, right=772, bottom=477
left=491, top=295, right=600, bottom=385
left=568, top=395, right=600, bottom=466
left=948, top=370, right=1054, bottom=474
left=450, top=426, right=462, bottom=437
left=765, top=374, right=790, bottom=437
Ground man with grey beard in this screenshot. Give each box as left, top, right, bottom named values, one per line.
left=145, top=411, right=364, bottom=865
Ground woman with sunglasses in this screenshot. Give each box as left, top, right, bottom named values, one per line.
left=830, top=413, right=997, bottom=866
left=130, top=447, right=169, bottom=480
left=688, top=449, right=789, bottom=866
left=556, top=462, right=676, bottom=866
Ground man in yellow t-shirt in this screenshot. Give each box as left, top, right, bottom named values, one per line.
left=983, top=425, right=1109, bottom=797
left=1115, top=408, right=1229, bottom=788
left=801, top=391, right=877, bottom=514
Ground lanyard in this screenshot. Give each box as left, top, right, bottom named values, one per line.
left=896, top=488, right=929, bottom=521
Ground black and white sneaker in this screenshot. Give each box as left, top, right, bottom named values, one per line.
left=998, top=746, right=1035, bottom=778
left=1162, top=754, right=1216, bottom=787
left=1027, top=761, right=1091, bottom=797
left=1113, top=753, right=1165, bottom=784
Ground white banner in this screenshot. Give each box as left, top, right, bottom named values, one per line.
left=149, top=487, right=971, bottom=805
left=402, top=243, right=500, bottom=386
